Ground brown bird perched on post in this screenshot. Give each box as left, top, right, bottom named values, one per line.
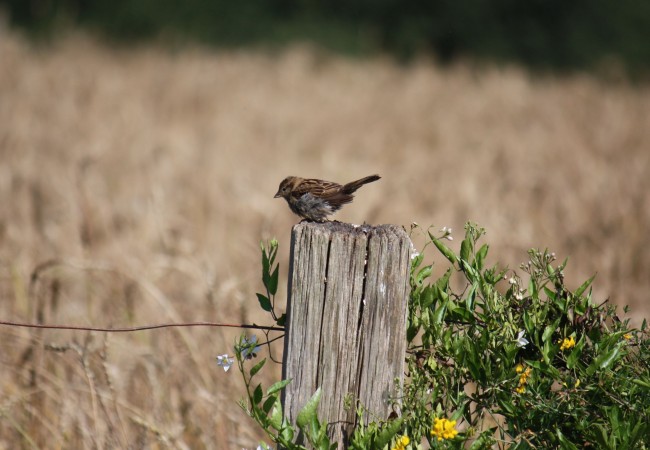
left=274, top=175, right=380, bottom=222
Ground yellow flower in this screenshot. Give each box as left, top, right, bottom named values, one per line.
left=519, top=367, right=531, bottom=383
left=575, top=378, right=580, bottom=388
left=559, top=336, right=576, bottom=351
left=392, top=435, right=410, bottom=450
left=431, top=417, right=458, bottom=441
left=623, top=333, right=632, bottom=340
left=515, top=365, right=532, bottom=392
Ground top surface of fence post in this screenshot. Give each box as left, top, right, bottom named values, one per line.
left=282, top=221, right=411, bottom=448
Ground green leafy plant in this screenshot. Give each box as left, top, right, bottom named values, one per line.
left=234, top=240, right=335, bottom=449
left=401, top=223, right=649, bottom=448
left=229, top=225, right=650, bottom=449
left=235, top=336, right=335, bottom=449
left=257, top=239, right=285, bottom=327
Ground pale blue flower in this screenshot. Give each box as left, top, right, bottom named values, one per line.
left=242, top=335, right=261, bottom=359
left=216, top=354, right=234, bottom=372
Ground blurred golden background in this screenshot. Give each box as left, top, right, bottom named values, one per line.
left=1, top=26, right=649, bottom=448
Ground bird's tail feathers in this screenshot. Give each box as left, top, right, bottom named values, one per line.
left=342, top=175, right=381, bottom=193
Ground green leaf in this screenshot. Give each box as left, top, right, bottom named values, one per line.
left=463, top=339, right=483, bottom=380
left=411, top=252, right=424, bottom=271
left=420, top=308, right=430, bottom=329
left=494, top=267, right=509, bottom=285
left=545, top=263, right=555, bottom=277
left=628, top=419, right=648, bottom=448
left=280, top=421, right=294, bottom=442
left=543, top=286, right=556, bottom=301
left=523, top=309, right=534, bottom=334
left=591, top=424, right=611, bottom=448
left=553, top=294, right=567, bottom=311
left=542, top=338, right=553, bottom=363
left=430, top=232, right=458, bottom=264
left=575, top=274, right=596, bottom=298
left=416, top=264, right=433, bottom=286
left=539, top=304, right=550, bottom=323
left=525, top=275, right=535, bottom=297
left=267, top=379, right=291, bottom=395
left=460, top=259, right=480, bottom=281
left=262, top=244, right=270, bottom=278
left=268, top=398, right=283, bottom=430
left=263, top=394, right=277, bottom=414
left=256, top=293, right=272, bottom=312
left=436, top=267, right=453, bottom=290
left=276, top=313, right=286, bottom=326
left=268, top=265, right=279, bottom=295
left=631, top=378, right=650, bottom=388
left=595, top=345, right=623, bottom=371
left=608, top=406, right=620, bottom=435
left=475, top=243, right=489, bottom=270
left=262, top=270, right=271, bottom=293
left=268, top=239, right=278, bottom=266
left=317, top=433, right=331, bottom=450
left=497, top=396, right=515, bottom=415
left=374, top=418, right=403, bottom=449
left=465, top=283, right=477, bottom=310
left=407, top=321, right=419, bottom=343
left=297, top=388, right=322, bottom=429
left=253, top=384, right=263, bottom=405
left=460, top=237, right=471, bottom=262
left=421, top=285, right=435, bottom=308
left=542, top=318, right=561, bottom=342
left=250, top=358, right=266, bottom=377
left=309, top=415, right=324, bottom=447
left=556, top=429, right=579, bottom=450
left=433, top=297, right=448, bottom=324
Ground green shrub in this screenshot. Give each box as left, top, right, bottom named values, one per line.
left=400, top=223, right=649, bottom=448
left=232, top=224, right=649, bottom=449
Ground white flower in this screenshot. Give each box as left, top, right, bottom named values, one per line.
left=440, top=226, right=453, bottom=240
left=216, top=354, right=234, bottom=372
left=515, top=330, right=529, bottom=348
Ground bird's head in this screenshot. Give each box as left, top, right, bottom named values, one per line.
left=274, top=176, right=300, bottom=199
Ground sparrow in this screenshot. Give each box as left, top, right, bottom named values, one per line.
left=274, top=174, right=381, bottom=222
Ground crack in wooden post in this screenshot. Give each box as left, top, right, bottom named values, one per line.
left=282, top=222, right=411, bottom=448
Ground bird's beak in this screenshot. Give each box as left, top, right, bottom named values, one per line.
left=274, top=191, right=281, bottom=198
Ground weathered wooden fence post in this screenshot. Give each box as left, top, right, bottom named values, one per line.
left=282, top=222, right=411, bottom=448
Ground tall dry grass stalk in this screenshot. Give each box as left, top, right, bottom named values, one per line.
left=1, top=30, right=649, bottom=448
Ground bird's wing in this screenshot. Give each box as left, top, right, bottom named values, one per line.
left=291, top=179, right=342, bottom=199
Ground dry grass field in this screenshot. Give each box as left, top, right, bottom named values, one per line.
left=1, top=28, right=649, bottom=448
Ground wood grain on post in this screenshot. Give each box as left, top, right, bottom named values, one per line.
left=282, top=222, right=411, bottom=448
